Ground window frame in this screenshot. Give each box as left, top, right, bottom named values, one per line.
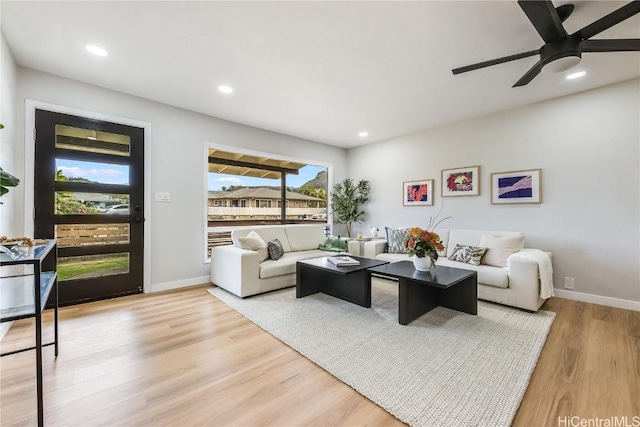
left=203, top=142, right=333, bottom=262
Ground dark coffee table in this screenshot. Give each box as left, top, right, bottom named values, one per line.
left=296, top=256, right=389, bottom=307
left=368, top=261, right=478, bottom=325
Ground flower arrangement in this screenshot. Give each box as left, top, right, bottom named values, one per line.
left=403, top=228, right=445, bottom=261
left=402, top=203, right=450, bottom=262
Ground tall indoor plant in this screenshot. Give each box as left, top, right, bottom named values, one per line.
left=329, top=179, right=371, bottom=237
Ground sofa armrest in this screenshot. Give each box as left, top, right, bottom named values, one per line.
left=506, top=249, right=553, bottom=310
left=210, top=245, right=260, bottom=297
left=364, top=240, right=387, bottom=258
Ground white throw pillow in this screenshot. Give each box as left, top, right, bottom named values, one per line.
left=238, top=230, right=269, bottom=262
left=479, top=233, right=525, bottom=268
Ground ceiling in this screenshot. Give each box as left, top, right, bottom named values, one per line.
left=2, top=1, right=639, bottom=149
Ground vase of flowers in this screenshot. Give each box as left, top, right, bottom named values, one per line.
left=370, top=226, right=379, bottom=237
left=403, top=227, right=445, bottom=271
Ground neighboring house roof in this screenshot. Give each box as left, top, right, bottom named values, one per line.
left=208, top=186, right=323, bottom=202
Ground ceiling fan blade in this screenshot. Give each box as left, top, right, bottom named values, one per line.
left=582, top=39, right=640, bottom=52
left=576, top=1, right=640, bottom=39
left=518, top=0, right=568, bottom=43
left=512, top=60, right=544, bottom=87
left=452, top=50, right=539, bottom=75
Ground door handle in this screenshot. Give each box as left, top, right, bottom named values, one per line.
left=134, top=216, right=142, bottom=223
left=134, top=205, right=142, bottom=212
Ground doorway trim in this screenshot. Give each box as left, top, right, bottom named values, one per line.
left=24, top=100, right=152, bottom=293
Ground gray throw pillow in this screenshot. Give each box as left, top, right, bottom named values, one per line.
left=267, top=239, right=284, bottom=260
left=385, top=227, right=409, bottom=254
left=449, top=244, right=487, bottom=266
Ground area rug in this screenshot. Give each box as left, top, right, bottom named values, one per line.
left=208, top=279, right=555, bottom=427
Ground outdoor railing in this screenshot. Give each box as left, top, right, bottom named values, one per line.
left=207, top=207, right=325, bottom=216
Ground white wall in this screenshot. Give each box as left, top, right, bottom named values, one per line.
left=348, top=79, right=640, bottom=305
left=0, top=31, right=19, bottom=237
left=15, top=67, right=348, bottom=290
left=0, top=31, right=19, bottom=340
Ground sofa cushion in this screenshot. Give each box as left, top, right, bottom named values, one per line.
left=437, top=258, right=509, bottom=288
left=446, top=229, right=524, bottom=258
left=233, top=226, right=292, bottom=253
left=238, top=230, right=269, bottom=262
left=285, top=226, right=326, bottom=251
left=479, top=233, right=525, bottom=268
left=449, top=244, right=487, bottom=266
left=386, top=227, right=409, bottom=254
left=267, top=239, right=284, bottom=260
left=376, top=252, right=411, bottom=263
left=259, top=250, right=327, bottom=279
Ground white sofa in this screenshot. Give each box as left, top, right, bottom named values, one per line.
left=210, top=225, right=359, bottom=297
left=365, top=228, right=553, bottom=311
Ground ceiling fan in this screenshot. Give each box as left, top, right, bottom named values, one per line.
left=452, top=0, right=640, bottom=87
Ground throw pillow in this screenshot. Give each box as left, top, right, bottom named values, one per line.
left=479, top=234, right=525, bottom=268
left=318, top=236, right=349, bottom=252
left=385, top=227, right=409, bottom=254
left=238, top=230, right=269, bottom=262
left=449, top=244, right=487, bottom=266
left=267, top=239, right=284, bottom=260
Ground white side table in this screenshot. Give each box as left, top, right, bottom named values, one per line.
left=353, top=237, right=385, bottom=257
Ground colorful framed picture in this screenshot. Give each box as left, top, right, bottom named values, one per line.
left=441, top=165, right=480, bottom=197
left=403, top=179, right=434, bottom=206
left=491, top=169, right=542, bottom=204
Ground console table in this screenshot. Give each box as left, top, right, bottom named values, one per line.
left=1, top=239, right=59, bottom=427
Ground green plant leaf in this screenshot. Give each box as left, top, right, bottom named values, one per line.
left=0, top=169, right=20, bottom=187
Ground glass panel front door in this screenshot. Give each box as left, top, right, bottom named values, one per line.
left=35, top=110, right=144, bottom=305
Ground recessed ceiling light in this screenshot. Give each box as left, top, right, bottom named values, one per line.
left=218, top=85, right=233, bottom=94
left=358, top=131, right=369, bottom=138
left=566, top=71, right=586, bottom=80
left=86, top=45, right=108, bottom=57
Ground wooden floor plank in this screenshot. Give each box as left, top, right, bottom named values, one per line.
left=1, top=285, right=638, bottom=426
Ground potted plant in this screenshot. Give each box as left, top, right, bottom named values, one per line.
left=329, top=179, right=370, bottom=238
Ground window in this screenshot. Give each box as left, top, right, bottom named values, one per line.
left=205, top=146, right=329, bottom=258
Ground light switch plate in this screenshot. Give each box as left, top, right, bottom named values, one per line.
left=155, top=192, right=171, bottom=202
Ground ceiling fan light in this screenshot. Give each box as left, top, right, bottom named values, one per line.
left=86, top=45, right=108, bottom=57
left=542, top=55, right=581, bottom=73
left=566, top=71, right=586, bottom=80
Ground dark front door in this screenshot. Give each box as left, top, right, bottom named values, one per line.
left=34, top=109, right=144, bottom=305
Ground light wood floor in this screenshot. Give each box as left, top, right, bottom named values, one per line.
left=0, top=285, right=638, bottom=426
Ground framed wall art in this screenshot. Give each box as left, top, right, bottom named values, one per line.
left=491, top=168, right=541, bottom=204
left=441, top=165, right=480, bottom=197
left=403, top=179, right=434, bottom=206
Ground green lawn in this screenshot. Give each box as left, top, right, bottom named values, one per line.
left=58, top=254, right=129, bottom=281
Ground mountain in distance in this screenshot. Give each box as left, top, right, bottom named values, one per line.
left=299, top=170, right=327, bottom=190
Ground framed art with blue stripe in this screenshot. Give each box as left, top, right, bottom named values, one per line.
left=491, top=169, right=541, bottom=204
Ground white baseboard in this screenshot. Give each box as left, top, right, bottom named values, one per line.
left=554, top=288, right=640, bottom=312
left=0, top=322, right=13, bottom=341
left=150, top=276, right=211, bottom=293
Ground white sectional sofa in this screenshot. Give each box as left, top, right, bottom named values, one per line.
left=210, top=225, right=359, bottom=298
left=365, top=228, right=553, bottom=311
